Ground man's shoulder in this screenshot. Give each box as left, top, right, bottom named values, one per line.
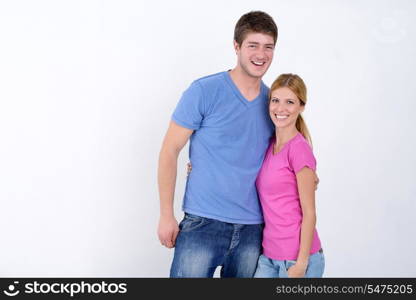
left=261, top=81, right=270, bottom=92
left=193, top=71, right=226, bottom=88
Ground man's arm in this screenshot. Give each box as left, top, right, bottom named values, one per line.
left=157, top=121, right=193, bottom=248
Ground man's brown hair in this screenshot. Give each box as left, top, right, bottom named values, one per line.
left=234, top=11, right=278, bottom=46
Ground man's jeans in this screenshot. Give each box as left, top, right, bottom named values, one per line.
left=170, top=213, right=263, bottom=278
left=254, top=249, right=325, bottom=278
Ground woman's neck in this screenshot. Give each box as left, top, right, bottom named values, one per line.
left=275, top=127, right=299, bottom=149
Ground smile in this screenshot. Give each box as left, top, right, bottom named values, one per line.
left=275, top=114, right=288, bottom=119
left=251, top=61, right=265, bottom=66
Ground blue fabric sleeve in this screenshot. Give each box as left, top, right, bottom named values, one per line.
left=172, top=81, right=205, bottom=130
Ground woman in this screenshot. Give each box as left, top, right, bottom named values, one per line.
left=254, top=74, right=324, bottom=278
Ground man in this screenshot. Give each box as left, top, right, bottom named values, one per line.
left=158, top=11, right=278, bottom=277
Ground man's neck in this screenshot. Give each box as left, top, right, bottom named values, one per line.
left=229, top=67, right=262, bottom=101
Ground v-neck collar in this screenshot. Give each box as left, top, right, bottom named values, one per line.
left=223, top=71, right=265, bottom=107
left=271, top=132, right=301, bottom=156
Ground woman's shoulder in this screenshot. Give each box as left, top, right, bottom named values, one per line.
left=288, top=133, right=315, bottom=160
left=288, top=133, right=317, bottom=171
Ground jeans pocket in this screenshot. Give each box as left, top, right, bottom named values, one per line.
left=179, top=214, right=207, bottom=232
left=284, top=260, right=297, bottom=271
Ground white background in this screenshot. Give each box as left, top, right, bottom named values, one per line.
left=0, top=0, right=415, bottom=277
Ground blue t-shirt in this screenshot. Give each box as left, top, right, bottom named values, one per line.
left=172, top=71, right=274, bottom=224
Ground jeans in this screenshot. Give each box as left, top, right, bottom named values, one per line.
left=170, top=213, right=263, bottom=278
left=254, top=249, right=325, bottom=278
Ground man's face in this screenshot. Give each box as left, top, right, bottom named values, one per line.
left=234, top=32, right=275, bottom=79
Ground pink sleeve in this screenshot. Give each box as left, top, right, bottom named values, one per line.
left=289, top=140, right=316, bottom=173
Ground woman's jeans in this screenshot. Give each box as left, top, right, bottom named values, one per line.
left=254, top=249, right=325, bottom=278
left=170, top=213, right=263, bottom=278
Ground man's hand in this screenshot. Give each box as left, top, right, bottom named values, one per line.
left=187, top=162, right=192, bottom=176
left=314, top=172, right=319, bottom=191
left=158, top=215, right=179, bottom=248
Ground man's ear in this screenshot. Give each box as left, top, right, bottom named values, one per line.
left=233, top=40, right=240, bottom=54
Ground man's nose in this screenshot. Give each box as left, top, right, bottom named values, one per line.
left=255, top=47, right=267, bottom=59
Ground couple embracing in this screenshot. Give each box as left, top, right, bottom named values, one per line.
left=158, top=11, right=324, bottom=278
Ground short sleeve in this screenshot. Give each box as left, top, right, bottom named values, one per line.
left=171, top=81, right=205, bottom=130
left=288, top=140, right=316, bottom=173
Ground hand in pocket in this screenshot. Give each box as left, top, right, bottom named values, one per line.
left=287, top=262, right=307, bottom=278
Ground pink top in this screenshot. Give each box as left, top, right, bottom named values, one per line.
left=256, top=132, right=322, bottom=260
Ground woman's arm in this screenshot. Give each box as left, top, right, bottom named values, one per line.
left=287, top=166, right=317, bottom=278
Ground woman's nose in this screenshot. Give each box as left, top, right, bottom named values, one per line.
left=276, top=105, right=286, bottom=113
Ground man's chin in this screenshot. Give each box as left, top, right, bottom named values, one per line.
left=249, top=67, right=270, bottom=79
left=248, top=71, right=266, bottom=79
left=240, top=65, right=268, bottom=79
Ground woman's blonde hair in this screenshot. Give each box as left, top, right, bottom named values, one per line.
left=269, top=73, right=312, bottom=147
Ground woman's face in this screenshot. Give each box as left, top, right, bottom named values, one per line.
left=269, top=87, right=304, bottom=130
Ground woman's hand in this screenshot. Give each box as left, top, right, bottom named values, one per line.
left=287, top=262, right=307, bottom=278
